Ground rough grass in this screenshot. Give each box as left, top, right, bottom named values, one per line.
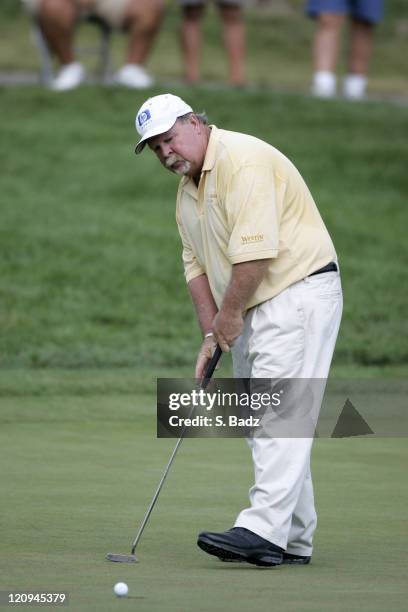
left=1, top=85, right=407, bottom=369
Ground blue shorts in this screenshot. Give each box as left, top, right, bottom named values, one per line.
left=306, top=0, right=384, bottom=24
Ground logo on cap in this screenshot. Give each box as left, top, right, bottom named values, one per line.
left=138, top=109, right=151, bottom=127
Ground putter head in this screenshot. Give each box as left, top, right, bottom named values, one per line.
left=106, top=552, right=138, bottom=563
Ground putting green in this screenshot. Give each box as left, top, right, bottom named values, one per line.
left=1, top=387, right=406, bottom=611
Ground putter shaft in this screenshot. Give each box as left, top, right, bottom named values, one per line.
left=130, top=346, right=222, bottom=555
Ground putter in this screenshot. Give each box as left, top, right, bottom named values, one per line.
left=106, top=345, right=222, bottom=563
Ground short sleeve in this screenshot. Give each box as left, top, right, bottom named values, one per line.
left=224, top=164, right=280, bottom=264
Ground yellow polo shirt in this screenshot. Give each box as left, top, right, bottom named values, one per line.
left=176, top=126, right=337, bottom=310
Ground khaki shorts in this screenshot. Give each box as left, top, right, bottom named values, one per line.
left=22, top=0, right=130, bottom=28
left=178, top=0, right=245, bottom=6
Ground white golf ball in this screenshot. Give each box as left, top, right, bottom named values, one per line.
left=113, top=582, right=128, bottom=597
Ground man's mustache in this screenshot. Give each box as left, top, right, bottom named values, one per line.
left=165, top=154, right=186, bottom=168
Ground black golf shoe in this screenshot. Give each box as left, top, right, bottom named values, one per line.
left=282, top=552, right=311, bottom=565
left=219, top=552, right=311, bottom=565
left=197, top=527, right=283, bottom=567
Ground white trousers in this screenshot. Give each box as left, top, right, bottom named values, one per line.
left=231, top=270, right=343, bottom=555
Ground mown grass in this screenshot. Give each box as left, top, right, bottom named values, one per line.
left=1, top=85, right=407, bottom=371
left=0, top=395, right=407, bottom=612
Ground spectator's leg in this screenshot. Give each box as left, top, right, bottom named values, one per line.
left=180, top=4, right=205, bottom=84
left=218, top=3, right=246, bottom=86
left=311, top=12, right=345, bottom=97
left=38, top=0, right=86, bottom=90
left=115, top=0, right=164, bottom=88
left=342, top=17, right=374, bottom=99
left=124, top=0, right=164, bottom=65
left=38, top=0, right=77, bottom=64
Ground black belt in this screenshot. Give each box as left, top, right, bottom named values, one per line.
left=309, top=262, right=338, bottom=277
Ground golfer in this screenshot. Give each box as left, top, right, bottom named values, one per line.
left=135, top=93, right=343, bottom=567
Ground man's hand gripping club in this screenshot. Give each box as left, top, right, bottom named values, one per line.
left=190, top=259, right=271, bottom=380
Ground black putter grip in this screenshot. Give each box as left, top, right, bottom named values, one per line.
left=201, top=345, right=222, bottom=389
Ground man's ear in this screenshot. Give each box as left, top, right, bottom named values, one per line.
left=191, top=114, right=201, bottom=132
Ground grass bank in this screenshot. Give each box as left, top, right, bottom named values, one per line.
left=1, top=86, right=407, bottom=370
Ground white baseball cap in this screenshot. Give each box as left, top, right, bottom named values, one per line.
left=135, top=94, right=193, bottom=154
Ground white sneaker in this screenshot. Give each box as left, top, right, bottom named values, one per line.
left=311, top=71, right=337, bottom=98
left=342, top=74, right=367, bottom=100
left=51, top=62, right=86, bottom=91
left=115, top=64, right=154, bottom=89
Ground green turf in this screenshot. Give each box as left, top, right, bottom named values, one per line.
left=0, top=393, right=406, bottom=612
left=1, top=85, right=407, bottom=369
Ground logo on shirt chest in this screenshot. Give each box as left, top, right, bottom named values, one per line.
left=241, top=233, right=264, bottom=245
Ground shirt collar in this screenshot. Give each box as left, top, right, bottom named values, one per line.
left=179, top=125, right=219, bottom=197
left=180, top=175, right=198, bottom=199
left=201, top=125, right=219, bottom=172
